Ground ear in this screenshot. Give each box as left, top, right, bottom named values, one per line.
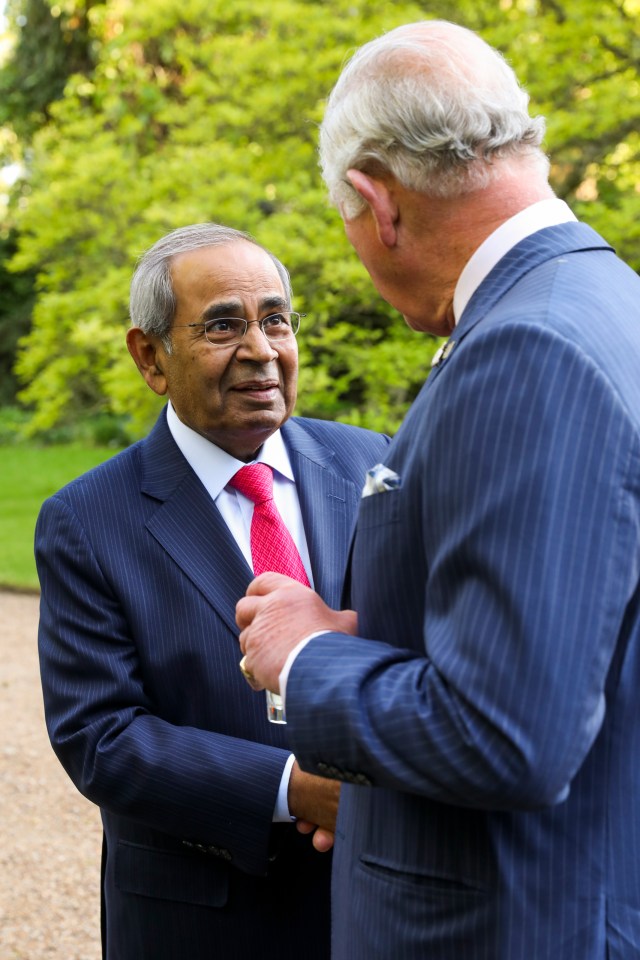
left=346, top=169, right=399, bottom=248
left=126, top=327, right=169, bottom=396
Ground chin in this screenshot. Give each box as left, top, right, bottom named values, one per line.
left=242, top=409, right=290, bottom=440
left=402, top=313, right=426, bottom=332
left=404, top=312, right=452, bottom=338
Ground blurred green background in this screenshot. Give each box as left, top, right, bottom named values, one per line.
left=0, top=442, right=116, bottom=588
left=1, top=0, right=640, bottom=589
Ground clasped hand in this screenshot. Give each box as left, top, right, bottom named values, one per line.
left=236, top=572, right=357, bottom=693
left=236, top=572, right=357, bottom=853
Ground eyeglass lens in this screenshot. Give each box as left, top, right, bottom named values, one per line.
left=203, top=313, right=300, bottom=345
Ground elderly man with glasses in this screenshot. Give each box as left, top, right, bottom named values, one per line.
left=35, top=222, right=388, bottom=960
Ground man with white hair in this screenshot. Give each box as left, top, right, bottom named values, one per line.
left=237, top=20, right=640, bottom=959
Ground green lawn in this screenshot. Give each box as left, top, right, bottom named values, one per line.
left=0, top=444, right=123, bottom=591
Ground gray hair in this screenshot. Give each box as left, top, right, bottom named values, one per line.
left=129, top=222, right=293, bottom=351
left=319, top=20, right=549, bottom=217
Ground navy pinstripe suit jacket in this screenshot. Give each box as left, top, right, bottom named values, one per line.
left=286, top=223, right=640, bottom=959
left=36, top=412, right=389, bottom=960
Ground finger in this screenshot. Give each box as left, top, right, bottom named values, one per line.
left=235, top=595, right=261, bottom=630
left=238, top=654, right=255, bottom=683
left=237, top=627, right=265, bottom=676
left=295, top=820, right=316, bottom=835
left=237, top=653, right=263, bottom=691
left=245, top=572, right=302, bottom=596
left=312, top=828, right=335, bottom=853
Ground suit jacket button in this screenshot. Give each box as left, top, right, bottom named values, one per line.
left=354, top=773, right=372, bottom=786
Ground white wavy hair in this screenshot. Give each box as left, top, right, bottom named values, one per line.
left=319, top=20, right=549, bottom=217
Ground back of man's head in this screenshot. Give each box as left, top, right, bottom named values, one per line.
left=319, top=20, right=548, bottom=217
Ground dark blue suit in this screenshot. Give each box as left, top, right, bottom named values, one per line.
left=286, top=223, right=640, bottom=958
left=36, top=412, right=388, bottom=960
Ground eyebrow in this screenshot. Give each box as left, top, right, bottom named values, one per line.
left=201, top=295, right=288, bottom=321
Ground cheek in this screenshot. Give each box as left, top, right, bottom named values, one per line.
left=344, top=217, right=373, bottom=262
left=192, top=355, right=228, bottom=393
left=281, top=354, right=298, bottom=399
left=171, top=356, right=222, bottom=406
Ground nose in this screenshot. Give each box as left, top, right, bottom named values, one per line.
left=235, top=320, right=279, bottom=363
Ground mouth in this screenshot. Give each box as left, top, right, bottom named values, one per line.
left=231, top=379, right=280, bottom=402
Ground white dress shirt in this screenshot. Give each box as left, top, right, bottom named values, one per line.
left=167, top=402, right=311, bottom=820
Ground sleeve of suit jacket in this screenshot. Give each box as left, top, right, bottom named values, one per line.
left=284, top=278, right=640, bottom=809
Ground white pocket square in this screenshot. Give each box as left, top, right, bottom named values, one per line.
left=362, top=464, right=402, bottom=497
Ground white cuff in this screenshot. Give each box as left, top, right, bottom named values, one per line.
left=273, top=753, right=297, bottom=821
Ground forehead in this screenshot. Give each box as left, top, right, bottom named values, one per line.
left=170, top=240, right=285, bottom=308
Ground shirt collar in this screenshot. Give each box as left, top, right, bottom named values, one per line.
left=166, top=402, right=294, bottom=502
left=453, top=198, right=578, bottom=324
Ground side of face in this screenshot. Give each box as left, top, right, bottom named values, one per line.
left=341, top=173, right=457, bottom=338
left=127, top=240, right=298, bottom=461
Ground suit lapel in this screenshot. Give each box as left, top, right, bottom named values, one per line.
left=282, top=419, right=360, bottom=609
left=139, top=411, right=252, bottom=636
left=429, top=221, right=613, bottom=384
left=139, top=411, right=361, bottom=628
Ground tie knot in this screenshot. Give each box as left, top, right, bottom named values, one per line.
left=229, top=463, right=274, bottom=505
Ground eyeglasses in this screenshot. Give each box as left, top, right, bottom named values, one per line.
left=176, top=312, right=303, bottom=347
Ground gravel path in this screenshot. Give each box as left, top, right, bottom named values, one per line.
left=1, top=590, right=102, bottom=960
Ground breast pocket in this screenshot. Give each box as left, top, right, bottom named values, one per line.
left=356, top=490, right=402, bottom=530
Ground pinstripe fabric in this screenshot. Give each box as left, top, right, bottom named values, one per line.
left=286, top=223, right=640, bottom=959
left=35, top=411, right=389, bottom=960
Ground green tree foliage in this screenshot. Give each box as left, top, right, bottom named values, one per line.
left=0, top=229, right=35, bottom=404
left=0, top=0, right=96, bottom=406
left=0, top=0, right=96, bottom=138
left=7, top=0, right=432, bottom=438
left=456, top=0, right=640, bottom=264
left=2, top=0, right=640, bottom=439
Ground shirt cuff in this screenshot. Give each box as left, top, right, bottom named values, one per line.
left=273, top=753, right=297, bottom=822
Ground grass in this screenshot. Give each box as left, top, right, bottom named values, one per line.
left=0, top=444, right=123, bottom=591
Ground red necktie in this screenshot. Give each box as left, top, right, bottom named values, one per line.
left=229, top=464, right=310, bottom=586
